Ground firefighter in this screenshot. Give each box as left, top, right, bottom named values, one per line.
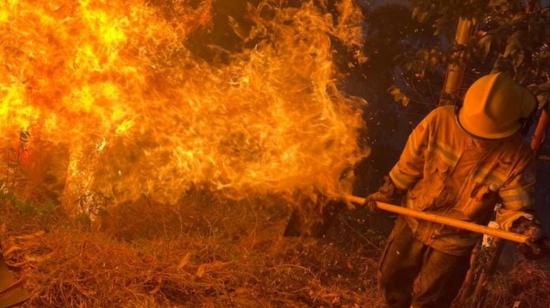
left=366, top=72, right=544, bottom=308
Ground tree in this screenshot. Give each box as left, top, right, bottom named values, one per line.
left=392, top=0, right=549, bottom=107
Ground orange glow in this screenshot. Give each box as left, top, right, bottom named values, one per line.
left=0, top=0, right=367, bottom=214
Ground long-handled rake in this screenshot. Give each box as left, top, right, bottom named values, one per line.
left=343, top=194, right=533, bottom=244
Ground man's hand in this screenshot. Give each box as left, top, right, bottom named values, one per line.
left=364, top=176, right=404, bottom=212
left=513, top=217, right=545, bottom=260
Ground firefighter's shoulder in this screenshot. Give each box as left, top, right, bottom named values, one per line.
left=420, top=105, right=455, bottom=127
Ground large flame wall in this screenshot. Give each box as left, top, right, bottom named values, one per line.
left=0, top=0, right=367, bottom=212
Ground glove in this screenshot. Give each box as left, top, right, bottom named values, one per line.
left=512, top=217, right=544, bottom=260
left=364, top=176, right=404, bottom=212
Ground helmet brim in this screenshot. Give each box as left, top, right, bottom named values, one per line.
left=457, top=108, right=520, bottom=140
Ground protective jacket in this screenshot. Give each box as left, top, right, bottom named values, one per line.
left=389, top=106, right=535, bottom=256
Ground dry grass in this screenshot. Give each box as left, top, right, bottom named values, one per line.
left=483, top=260, right=550, bottom=308
left=2, top=193, right=550, bottom=307
left=1, top=195, right=385, bottom=307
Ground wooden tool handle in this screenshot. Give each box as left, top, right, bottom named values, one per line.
left=344, top=194, right=530, bottom=244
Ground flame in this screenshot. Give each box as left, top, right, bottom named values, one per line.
left=0, top=0, right=368, bottom=213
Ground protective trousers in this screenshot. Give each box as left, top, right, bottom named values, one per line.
left=378, top=218, right=471, bottom=308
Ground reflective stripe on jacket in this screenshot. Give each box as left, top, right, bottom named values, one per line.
left=389, top=106, right=535, bottom=256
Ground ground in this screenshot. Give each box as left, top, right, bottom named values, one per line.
left=1, top=194, right=549, bottom=307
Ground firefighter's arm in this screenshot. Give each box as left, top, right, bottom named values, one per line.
left=496, top=153, right=544, bottom=258
left=365, top=113, right=432, bottom=211
left=388, top=113, right=431, bottom=191
left=496, top=153, right=537, bottom=231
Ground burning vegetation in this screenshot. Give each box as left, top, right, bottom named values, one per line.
left=1, top=0, right=550, bottom=307
left=0, top=0, right=377, bottom=306
left=0, top=0, right=368, bottom=216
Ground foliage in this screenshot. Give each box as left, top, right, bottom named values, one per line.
left=0, top=191, right=59, bottom=227
left=388, top=85, right=411, bottom=107
left=391, top=0, right=550, bottom=108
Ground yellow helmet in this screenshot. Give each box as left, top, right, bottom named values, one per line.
left=458, top=72, right=536, bottom=139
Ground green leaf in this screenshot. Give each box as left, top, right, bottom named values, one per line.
left=388, top=86, right=411, bottom=107
left=478, top=34, right=493, bottom=57
left=503, top=31, right=522, bottom=58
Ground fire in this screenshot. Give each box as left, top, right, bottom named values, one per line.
left=0, top=0, right=368, bottom=215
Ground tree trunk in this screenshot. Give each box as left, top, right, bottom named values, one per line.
left=439, top=17, right=475, bottom=106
